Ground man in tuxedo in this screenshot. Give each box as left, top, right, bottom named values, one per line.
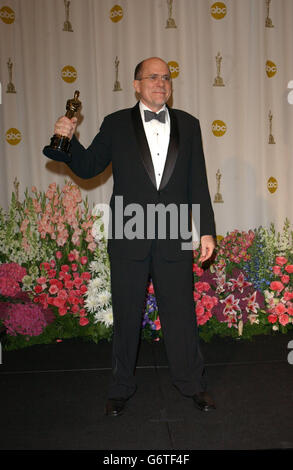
left=48, top=57, right=216, bottom=415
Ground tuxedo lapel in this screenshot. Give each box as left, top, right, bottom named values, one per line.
left=159, top=106, right=179, bottom=191
left=131, top=102, right=180, bottom=191
left=131, top=103, right=157, bottom=189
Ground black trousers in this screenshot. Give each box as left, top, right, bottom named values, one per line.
left=108, top=241, right=207, bottom=399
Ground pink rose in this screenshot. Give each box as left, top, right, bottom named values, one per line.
left=268, top=313, right=278, bottom=323
left=56, top=251, right=62, bottom=260
left=81, top=272, right=91, bottom=281
left=270, top=281, right=284, bottom=292
left=58, top=307, right=67, bottom=316
left=279, top=313, right=289, bottom=326
left=285, top=265, right=293, bottom=273
left=283, top=291, right=293, bottom=301
left=68, top=253, right=75, bottom=262
left=272, top=266, right=282, bottom=276
left=281, top=275, right=290, bottom=284
left=49, top=285, right=59, bottom=295
left=275, top=256, right=288, bottom=266
left=275, top=303, right=286, bottom=315
left=79, top=317, right=89, bottom=326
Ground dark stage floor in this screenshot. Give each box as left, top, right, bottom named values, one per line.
left=0, top=333, right=293, bottom=453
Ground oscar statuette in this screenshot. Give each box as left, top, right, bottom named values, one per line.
left=43, top=90, right=81, bottom=162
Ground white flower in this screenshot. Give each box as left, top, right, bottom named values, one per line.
left=95, top=307, right=113, bottom=327
left=97, top=290, right=112, bottom=306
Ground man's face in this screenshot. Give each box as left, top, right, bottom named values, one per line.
left=133, top=58, right=172, bottom=112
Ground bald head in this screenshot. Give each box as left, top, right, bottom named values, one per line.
left=134, top=57, right=170, bottom=80
left=133, top=57, right=172, bottom=112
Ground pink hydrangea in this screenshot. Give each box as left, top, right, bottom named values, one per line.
left=3, top=303, right=55, bottom=336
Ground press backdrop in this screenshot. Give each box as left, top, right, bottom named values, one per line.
left=1, top=0, right=293, bottom=237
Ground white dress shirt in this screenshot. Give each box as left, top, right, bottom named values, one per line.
left=139, top=101, right=170, bottom=189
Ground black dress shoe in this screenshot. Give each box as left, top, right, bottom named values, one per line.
left=105, top=398, right=127, bottom=417
left=192, top=392, right=216, bottom=412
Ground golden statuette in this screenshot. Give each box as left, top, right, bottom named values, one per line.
left=43, top=90, right=81, bottom=162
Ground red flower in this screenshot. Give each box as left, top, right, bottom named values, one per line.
left=275, top=256, right=288, bottom=266
left=281, top=275, right=290, bottom=284
left=154, top=318, right=161, bottom=330
left=49, top=285, right=59, bottom=295
left=40, top=262, right=50, bottom=271
left=268, top=313, right=278, bottom=323
left=285, top=265, right=293, bottom=273
left=58, top=307, right=67, bottom=316
left=61, top=265, right=70, bottom=273
left=79, top=317, right=89, bottom=326
left=275, top=303, right=286, bottom=315
left=284, top=291, right=293, bottom=301
left=81, top=272, right=91, bottom=281
left=80, top=285, right=88, bottom=294
left=34, top=285, right=43, bottom=294
left=80, top=256, right=88, bottom=265
left=270, top=281, right=284, bottom=292
left=194, top=281, right=210, bottom=293
left=279, top=313, right=289, bottom=326
left=272, top=266, right=282, bottom=276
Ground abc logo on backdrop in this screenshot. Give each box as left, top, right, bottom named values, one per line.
left=267, top=177, right=278, bottom=194
left=61, top=65, right=77, bottom=83
left=6, top=128, right=22, bottom=145
left=212, top=120, right=227, bottom=136
left=168, top=61, right=180, bottom=79
left=110, top=5, right=123, bottom=23
left=266, top=60, right=277, bottom=78
left=0, top=6, right=15, bottom=24
left=211, top=2, right=227, bottom=20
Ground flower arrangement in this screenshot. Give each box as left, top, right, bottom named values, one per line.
left=264, top=256, right=293, bottom=329
left=32, top=252, right=91, bottom=327
left=0, top=262, right=55, bottom=340
left=0, top=182, right=293, bottom=350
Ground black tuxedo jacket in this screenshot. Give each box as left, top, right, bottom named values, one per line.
left=64, top=102, right=216, bottom=260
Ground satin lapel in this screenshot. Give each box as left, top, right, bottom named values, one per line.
left=159, top=106, right=179, bottom=191
left=131, top=103, right=157, bottom=189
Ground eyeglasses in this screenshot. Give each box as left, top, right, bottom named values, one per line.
left=136, top=74, right=171, bottom=82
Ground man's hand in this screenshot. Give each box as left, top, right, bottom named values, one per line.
left=54, top=116, right=78, bottom=140
left=199, top=235, right=216, bottom=263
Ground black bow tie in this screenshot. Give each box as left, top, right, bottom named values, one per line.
left=144, top=109, right=166, bottom=123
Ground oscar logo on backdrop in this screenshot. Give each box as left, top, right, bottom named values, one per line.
left=268, top=110, right=276, bottom=144
left=265, top=0, right=274, bottom=28
left=165, top=0, right=177, bottom=29
left=6, top=58, right=16, bottom=93
left=213, top=52, right=225, bottom=87
left=43, top=90, right=81, bottom=162
left=63, top=0, right=73, bottom=32
left=113, top=56, right=122, bottom=91
left=214, top=169, right=224, bottom=203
